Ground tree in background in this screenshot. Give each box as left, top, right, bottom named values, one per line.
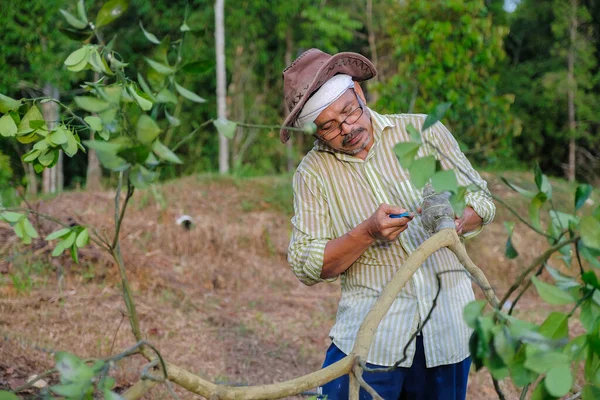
left=373, top=0, right=518, bottom=163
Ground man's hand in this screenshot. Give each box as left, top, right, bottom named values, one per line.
left=454, top=206, right=483, bottom=235
left=365, top=203, right=413, bottom=241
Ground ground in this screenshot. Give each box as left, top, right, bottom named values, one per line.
left=0, top=171, right=594, bottom=399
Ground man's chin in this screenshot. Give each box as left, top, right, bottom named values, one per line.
left=344, top=133, right=370, bottom=155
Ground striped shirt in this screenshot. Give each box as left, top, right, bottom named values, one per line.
left=288, top=109, right=495, bottom=367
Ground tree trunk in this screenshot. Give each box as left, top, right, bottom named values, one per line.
left=285, top=27, right=295, bottom=173
left=41, top=83, right=62, bottom=193
left=215, top=0, right=229, bottom=174
left=366, top=0, right=380, bottom=104
left=567, top=0, right=578, bottom=182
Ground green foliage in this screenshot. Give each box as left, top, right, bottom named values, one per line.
left=376, top=0, right=518, bottom=162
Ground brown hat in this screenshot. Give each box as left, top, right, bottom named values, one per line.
left=280, top=48, right=377, bottom=143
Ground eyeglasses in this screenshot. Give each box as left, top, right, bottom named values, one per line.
left=316, top=97, right=364, bottom=141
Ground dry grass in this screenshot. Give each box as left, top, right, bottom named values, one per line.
left=0, top=172, right=595, bottom=399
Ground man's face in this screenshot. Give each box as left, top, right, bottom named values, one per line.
left=313, top=89, right=373, bottom=157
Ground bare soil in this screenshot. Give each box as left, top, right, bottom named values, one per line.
left=0, top=172, right=593, bottom=399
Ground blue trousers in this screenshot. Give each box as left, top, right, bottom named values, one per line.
left=319, top=336, right=471, bottom=400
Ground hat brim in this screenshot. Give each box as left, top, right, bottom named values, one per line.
left=280, top=52, right=376, bottom=143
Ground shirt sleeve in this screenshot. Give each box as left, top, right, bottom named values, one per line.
left=426, top=121, right=496, bottom=239
left=288, top=169, right=337, bottom=286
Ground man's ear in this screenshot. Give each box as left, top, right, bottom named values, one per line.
left=353, top=81, right=367, bottom=103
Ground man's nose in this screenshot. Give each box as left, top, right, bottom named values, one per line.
left=340, top=121, right=353, bottom=135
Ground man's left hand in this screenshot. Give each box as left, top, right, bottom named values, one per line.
left=455, top=206, right=483, bottom=235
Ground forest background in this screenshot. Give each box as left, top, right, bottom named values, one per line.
left=1, top=0, right=599, bottom=194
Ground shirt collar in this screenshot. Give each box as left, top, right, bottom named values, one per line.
left=312, top=107, right=395, bottom=162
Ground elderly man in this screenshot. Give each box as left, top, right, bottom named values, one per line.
left=282, top=48, right=495, bottom=400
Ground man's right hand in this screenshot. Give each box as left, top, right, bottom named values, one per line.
left=365, top=203, right=413, bottom=241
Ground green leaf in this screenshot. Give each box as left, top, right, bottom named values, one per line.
left=0, top=93, right=21, bottom=113
left=96, top=0, right=129, bottom=28
left=76, top=229, right=89, bottom=247
left=0, top=390, right=20, bottom=400
left=545, top=265, right=580, bottom=290
left=165, top=109, right=181, bottom=127
left=156, top=89, right=178, bottom=104
left=0, top=211, right=24, bottom=223
left=18, top=105, right=46, bottom=133
left=77, top=0, right=88, bottom=22
left=117, top=145, right=151, bottom=164
left=129, top=165, right=157, bottom=189
left=0, top=114, right=18, bottom=137
left=88, top=49, right=112, bottom=75
left=52, top=241, right=66, bottom=257
left=575, top=184, right=593, bottom=211
left=13, top=219, right=25, bottom=239
left=581, top=246, right=600, bottom=269
left=449, top=186, right=467, bottom=217
left=213, top=118, right=237, bottom=139
left=549, top=210, right=579, bottom=233
left=139, top=21, right=160, bottom=44
left=51, top=382, right=89, bottom=397
left=62, top=232, right=77, bottom=249
left=493, top=327, right=516, bottom=366
left=581, top=216, right=600, bottom=250
left=580, top=300, right=600, bottom=331
left=82, top=140, right=122, bottom=153
left=74, top=96, right=110, bottom=113
left=431, top=170, right=458, bottom=193
left=408, top=155, right=436, bottom=189
left=181, top=60, right=214, bottom=74
left=84, top=116, right=103, bottom=132
left=463, top=300, right=487, bottom=329
left=583, top=271, right=600, bottom=289
left=45, top=228, right=72, bottom=241
left=564, top=335, right=588, bottom=361
left=22, top=149, right=41, bottom=163
left=582, top=384, right=600, bottom=400
left=144, top=57, right=176, bottom=75
left=104, top=390, right=125, bottom=400
left=48, top=127, right=68, bottom=146
left=153, top=140, right=182, bottom=164
left=71, top=243, right=79, bottom=264
left=180, top=22, right=191, bottom=32
left=59, top=27, right=93, bottom=42
left=136, top=73, right=155, bottom=100
left=59, top=9, right=87, bottom=30
left=531, top=276, right=576, bottom=305
left=393, top=142, right=421, bottom=169
left=533, top=163, right=552, bottom=200
left=539, top=312, right=568, bottom=340
left=501, top=177, right=536, bottom=199
left=406, top=123, right=422, bottom=143
left=544, top=364, right=573, bottom=397
left=174, top=83, right=206, bottom=103
left=62, top=128, right=79, bottom=157
left=64, top=46, right=89, bottom=67
left=524, top=349, right=569, bottom=374
left=22, top=218, right=38, bottom=239
left=504, top=221, right=519, bottom=259
left=528, top=192, right=547, bottom=231
left=421, top=102, right=451, bottom=132
left=136, top=115, right=161, bottom=144
left=127, top=85, right=153, bottom=112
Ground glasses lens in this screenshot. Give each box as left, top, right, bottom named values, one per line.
left=346, top=107, right=363, bottom=125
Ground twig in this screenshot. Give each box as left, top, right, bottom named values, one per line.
left=352, top=363, right=383, bottom=400
left=493, top=378, right=506, bottom=400
left=519, top=383, right=530, bottom=400
left=171, top=119, right=214, bottom=152
left=499, top=237, right=580, bottom=309
left=109, top=312, right=126, bottom=356
left=165, top=380, right=182, bottom=400
left=568, top=288, right=595, bottom=318
left=13, top=368, right=57, bottom=393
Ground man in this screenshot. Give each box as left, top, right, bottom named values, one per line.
left=282, top=48, right=495, bottom=399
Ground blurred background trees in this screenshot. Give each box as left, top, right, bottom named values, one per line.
left=1, top=0, right=599, bottom=198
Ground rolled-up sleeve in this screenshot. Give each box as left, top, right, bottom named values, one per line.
left=428, top=122, right=496, bottom=238
left=288, top=169, right=336, bottom=286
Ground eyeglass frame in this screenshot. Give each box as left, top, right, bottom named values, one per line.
left=315, top=90, right=366, bottom=141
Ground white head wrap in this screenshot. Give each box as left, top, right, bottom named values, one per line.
left=296, top=74, right=354, bottom=128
